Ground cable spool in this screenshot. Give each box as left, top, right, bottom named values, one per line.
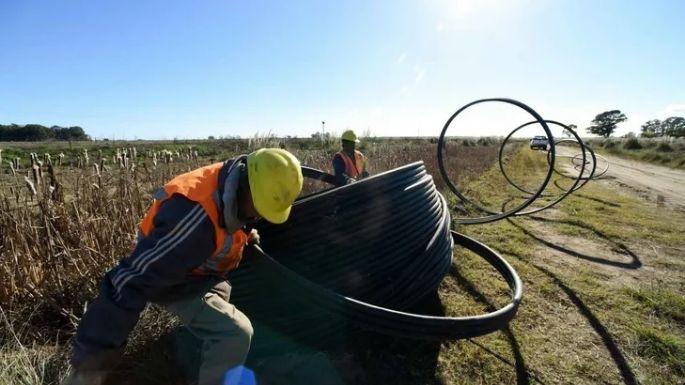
left=229, top=162, right=522, bottom=350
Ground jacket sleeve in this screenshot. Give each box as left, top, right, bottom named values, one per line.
left=332, top=153, right=351, bottom=187
left=71, top=194, right=216, bottom=370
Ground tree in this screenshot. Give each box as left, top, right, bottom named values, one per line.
left=20, top=124, right=54, bottom=140
left=0, top=124, right=90, bottom=141
left=563, top=124, right=577, bottom=138
left=586, top=110, right=627, bottom=138
left=311, top=131, right=332, bottom=141
left=641, top=119, right=662, bottom=137
left=66, top=126, right=89, bottom=140
left=662, top=116, right=685, bottom=138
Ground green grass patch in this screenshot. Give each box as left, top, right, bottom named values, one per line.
left=626, top=287, right=685, bottom=325
left=629, top=323, right=685, bottom=376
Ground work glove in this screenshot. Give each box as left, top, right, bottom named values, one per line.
left=247, top=229, right=260, bottom=246
left=62, top=369, right=106, bottom=385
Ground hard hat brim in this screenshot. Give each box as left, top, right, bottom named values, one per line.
left=248, top=167, right=292, bottom=225
left=255, top=196, right=291, bottom=224
left=342, top=138, right=360, bottom=143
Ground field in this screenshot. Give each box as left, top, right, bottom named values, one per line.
left=1, top=138, right=684, bottom=385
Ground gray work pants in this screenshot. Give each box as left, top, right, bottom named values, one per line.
left=164, top=281, right=253, bottom=385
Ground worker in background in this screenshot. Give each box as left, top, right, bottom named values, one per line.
left=64, top=148, right=304, bottom=385
left=332, top=129, right=369, bottom=186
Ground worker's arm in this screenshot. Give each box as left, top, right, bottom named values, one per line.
left=71, top=195, right=215, bottom=371
left=332, top=153, right=353, bottom=186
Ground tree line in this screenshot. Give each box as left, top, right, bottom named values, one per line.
left=583, top=110, right=684, bottom=138
left=639, top=117, right=685, bottom=138
left=0, top=124, right=90, bottom=141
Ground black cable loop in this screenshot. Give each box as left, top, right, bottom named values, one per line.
left=497, top=120, right=590, bottom=215
left=587, top=152, right=610, bottom=178
left=437, top=98, right=555, bottom=224
left=549, top=138, right=597, bottom=194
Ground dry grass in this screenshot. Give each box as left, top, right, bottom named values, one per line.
left=0, top=138, right=500, bottom=384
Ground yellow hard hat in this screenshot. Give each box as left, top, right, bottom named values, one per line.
left=247, top=148, right=303, bottom=224
left=341, top=129, right=360, bottom=143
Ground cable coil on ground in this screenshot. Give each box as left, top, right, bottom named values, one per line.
left=439, top=99, right=609, bottom=224
left=229, top=162, right=522, bottom=348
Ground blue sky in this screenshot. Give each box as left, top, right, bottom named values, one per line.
left=1, top=0, right=683, bottom=139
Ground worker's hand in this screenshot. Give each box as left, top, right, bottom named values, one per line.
left=62, top=370, right=106, bottom=385
left=247, top=229, right=260, bottom=246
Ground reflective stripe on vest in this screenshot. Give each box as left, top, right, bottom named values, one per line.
left=336, top=151, right=364, bottom=178
left=139, top=161, right=248, bottom=275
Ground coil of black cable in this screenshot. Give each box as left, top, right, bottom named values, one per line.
left=228, top=162, right=522, bottom=350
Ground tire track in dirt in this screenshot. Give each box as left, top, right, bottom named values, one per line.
left=598, top=154, right=685, bottom=209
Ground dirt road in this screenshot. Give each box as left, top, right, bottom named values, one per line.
left=555, top=146, right=685, bottom=209
left=597, top=154, right=685, bottom=209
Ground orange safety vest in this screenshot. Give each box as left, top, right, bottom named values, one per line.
left=139, top=161, right=248, bottom=275
left=336, top=150, right=365, bottom=178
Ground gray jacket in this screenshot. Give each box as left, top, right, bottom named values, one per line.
left=72, top=158, right=247, bottom=370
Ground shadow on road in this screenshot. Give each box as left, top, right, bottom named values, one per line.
left=499, top=249, right=639, bottom=385
left=507, top=215, right=642, bottom=269
left=496, top=206, right=639, bottom=385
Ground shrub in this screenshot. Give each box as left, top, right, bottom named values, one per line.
left=623, top=138, right=643, bottom=150
left=477, top=137, right=494, bottom=146
left=656, top=142, right=674, bottom=152
left=642, top=153, right=663, bottom=162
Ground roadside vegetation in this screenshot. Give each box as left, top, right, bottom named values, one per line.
left=586, top=137, right=685, bottom=169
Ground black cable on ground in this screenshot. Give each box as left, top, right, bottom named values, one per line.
left=497, top=120, right=591, bottom=215
left=577, top=152, right=609, bottom=179
left=551, top=138, right=597, bottom=187
left=499, top=120, right=587, bottom=196
left=437, top=98, right=556, bottom=224
left=229, top=162, right=522, bottom=350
